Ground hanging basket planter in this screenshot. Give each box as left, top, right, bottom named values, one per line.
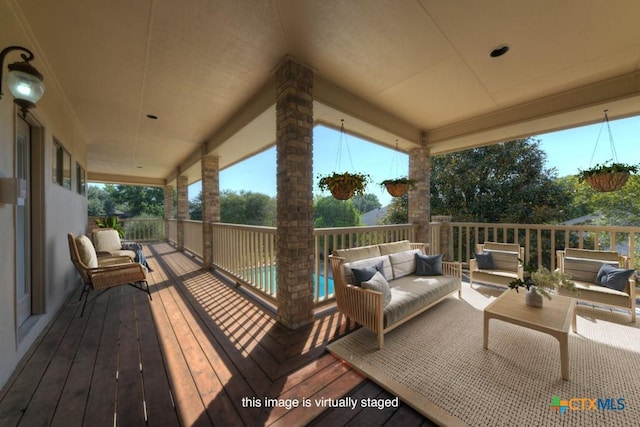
left=578, top=110, right=638, bottom=193
left=578, top=162, right=638, bottom=193
left=585, top=171, right=630, bottom=192
left=385, top=182, right=410, bottom=197
left=318, top=172, right=371, bottom=201
left=329, top=182, right=356, bottom=200
left=380, top=178, right=416, bottom=197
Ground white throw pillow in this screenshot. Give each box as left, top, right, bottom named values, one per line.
left=361, top=271, right=392, bottom=307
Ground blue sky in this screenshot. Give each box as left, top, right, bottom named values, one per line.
left=190, top=115, right=640, bottom=207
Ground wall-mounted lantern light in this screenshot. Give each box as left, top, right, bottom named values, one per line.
left=0, top=45, right=45, bottom=119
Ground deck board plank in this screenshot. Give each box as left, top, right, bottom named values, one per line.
left=114, top=287, right=147, bottom=426
left=83, top=289, right=123, bottom=426
left=50, top=287, right=109, bottom=427
left=134, top=282, right=180, bottom=426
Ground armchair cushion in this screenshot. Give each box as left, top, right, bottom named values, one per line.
left=596, top=264, right=635, bottom=292
left=76, top=235, right=98, bottom=268
left=93, top=229, right=123, bottom=252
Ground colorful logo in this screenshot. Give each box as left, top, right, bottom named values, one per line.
left=549, top=396, right=569, bottom=415
left=549, top=395, right=625, bottom=415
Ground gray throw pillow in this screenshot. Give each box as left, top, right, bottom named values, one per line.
left=475, top=252, right=494, bottom=269
left=595, top=264, right=634, bottom=292
left=361, top=271, right=392, bottom=307
left=351, top=260, right=385, bottom=284
left=415, top=253, right=443, bottom=276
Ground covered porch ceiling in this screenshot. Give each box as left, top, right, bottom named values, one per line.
left=11, top=0, right=640, bottom=186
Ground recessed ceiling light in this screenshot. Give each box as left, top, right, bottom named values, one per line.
left=489, top=44, right=510, bottom=58
left=146, top=114, right=158, bottom=119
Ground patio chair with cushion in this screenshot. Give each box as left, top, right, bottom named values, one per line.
left=68, top=233, right=151, bottom=316
left=557, top=248, right=636, bottom=322
left=92, top=227, right=153, bottom=271
left=91, top=228, right=137, bottom=260
left=469, top=242, right=525, bottom=288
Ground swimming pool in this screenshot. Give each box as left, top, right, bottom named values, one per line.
left=244, top=265, right=335, bottom=299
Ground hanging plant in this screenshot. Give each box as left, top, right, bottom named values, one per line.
left=318, top=172, right=371, bottom=200
left=578, top=109, right=637, bottom=192
left=578, top=161, right=638, bottom=192
left=379, top=177, right=417, bottom=197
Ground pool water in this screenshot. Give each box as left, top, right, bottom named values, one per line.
left=249, top=266, right=335, bottom=298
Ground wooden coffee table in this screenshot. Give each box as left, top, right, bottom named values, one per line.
left=483, top=289, right=577, bottom=380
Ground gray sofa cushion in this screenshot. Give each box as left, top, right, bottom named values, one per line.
left=361, top=271, right=392, bottom=307
left=378, top=240, right=412, bottom=255
left=383, top=275, right=459, bottom=328
left=334, top=245, right=381, bottom=262
left=389, top=249, right=422, bottom=279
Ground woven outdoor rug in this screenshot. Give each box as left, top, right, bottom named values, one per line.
left=327, top=283, right=640, bottom=427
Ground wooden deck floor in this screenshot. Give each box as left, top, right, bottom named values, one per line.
left=0, top=242, right=435, bottom=427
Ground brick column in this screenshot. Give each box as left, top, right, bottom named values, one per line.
left=432, top=215, right=453, bottom=261
left=275, top=57, right=314, bottom=329
left=177, top=175, right=188, bottom=251
left=164, top=185, right=174, bottom=241
left=409, top=137, right=431, bottom=249
left=202, top=151, right=220, bottom=269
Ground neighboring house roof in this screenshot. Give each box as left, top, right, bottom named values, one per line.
left=361, top=206, right=388, bottom=226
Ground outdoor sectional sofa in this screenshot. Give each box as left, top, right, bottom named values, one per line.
left=556, top=248, right=636, bottom=322
left=329, top=240, right=462, bottom=349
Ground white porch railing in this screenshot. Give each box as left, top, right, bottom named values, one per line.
left=141, top=219, right=640, bottom=306
left=167, top=219, right=178, bottom=243
left=184, top=220, right=204, bottom=256
left=210, top=223, right=418, bottom=305
left=211, top=223, right=277, bottom=301
left=119, top=217, right=165, bottom=241
left=450, top=222, right=640, bottom=270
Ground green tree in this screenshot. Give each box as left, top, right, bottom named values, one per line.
left=220, top=190, right=276, bottom=226
left=567, top=175, right=640, bottom=226
left=313, top=196, right=361, bottom=228
left=352, top=193, right=382, bottom=214
left=104, top=184, right=164, bottom=217
left=189, top=191, right=202, bottom=220
left=380, top=193, right=408, bottom=224
left=87, top=185, right=116, bottom=216
left=430, top=138, right=568, bottom=223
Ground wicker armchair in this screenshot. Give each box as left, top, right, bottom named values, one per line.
left=68, top=233, right=151, bottom=316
